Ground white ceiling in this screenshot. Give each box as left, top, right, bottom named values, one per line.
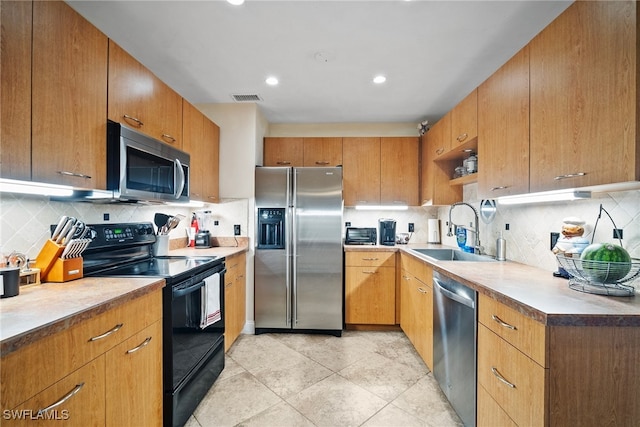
left=68, top=0, right=572, bottom=125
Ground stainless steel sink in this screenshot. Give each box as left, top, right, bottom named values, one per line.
left=410, top=248, right=497, bottom=262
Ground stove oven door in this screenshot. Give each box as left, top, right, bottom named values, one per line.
left=164, top=267, right=225, bottom=427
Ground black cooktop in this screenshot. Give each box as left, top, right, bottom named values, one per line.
left=92, top=256, right=220, bottom=278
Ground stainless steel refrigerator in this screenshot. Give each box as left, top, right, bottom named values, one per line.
left=254, top=166, right=343, bottom=336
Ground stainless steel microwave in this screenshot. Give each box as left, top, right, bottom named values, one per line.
left=107, top=121, right=190, bottom=203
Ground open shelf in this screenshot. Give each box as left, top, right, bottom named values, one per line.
left=450, top=173, right=478, bottom=186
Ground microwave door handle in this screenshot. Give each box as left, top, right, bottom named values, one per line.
left=174, top=158, right=185, bottom=199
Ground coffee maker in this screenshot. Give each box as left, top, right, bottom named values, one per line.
left=378, top=218, right=397, bottom=246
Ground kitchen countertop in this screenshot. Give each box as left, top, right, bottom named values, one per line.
left=345, top=243, right=640, bottom=327
left=0, top=242, right=249, bottom=356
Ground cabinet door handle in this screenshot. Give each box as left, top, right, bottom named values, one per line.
left=89, top=323, right=123, bottom=341
left=491, top=314, right=517, bottom=330
left=435, top=148, right=445, bottom=155
left=126, top=337, right=152, bottom=354
left=417, top=287, right=428, bottom=294
left=315, top=161, right=330, bottom=165
left=162, top=133, right=176, bottom=143
left=491, top=366, right=516, bottom=388
left=403, top=275, right=411, bottom=281
left=57, top=170, right=91, bottom=179
left=38, top=382, right=84, bottom=413
left=554, top=172, right=586, bottom=181
left=123, top=114, right=144, bottom=127
left=456, top=133, right=468, bottom=142
left=363, top=270, right=377, bottom=274
left=490, top=186, right=509, bottom=191
left=362, top=258, right=379, bottom=261
left=276, top=161, right=291, bottom=165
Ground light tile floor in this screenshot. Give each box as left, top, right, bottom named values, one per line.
left=185, top=331, right=462, bottom=427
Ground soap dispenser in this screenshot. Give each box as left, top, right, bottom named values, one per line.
left=496, top=231, right=506, bottom=261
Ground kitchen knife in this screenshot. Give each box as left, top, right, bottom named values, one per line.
left=64, top=224, right=79, bottom=245
left=55, top=219, right=74, bottom=244
left=51, top=216, right=68, bottom=241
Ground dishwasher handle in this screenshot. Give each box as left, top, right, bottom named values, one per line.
left=433, top=276, right=475, bottom=309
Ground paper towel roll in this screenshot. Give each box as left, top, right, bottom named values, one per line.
left=427, top=219, right=441, bottom=243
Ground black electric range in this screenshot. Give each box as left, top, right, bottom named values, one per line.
left=79, top=222, right=226, bottom=427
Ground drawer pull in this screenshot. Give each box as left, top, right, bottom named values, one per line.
left=123, top=114, right=143, bottom=127
left=362, top=258, right=379, bottom=261
left=89, top=323, right=123, bottom=341
left=38, top=382, right=84, bottom=413
left=491, top=366, right=516, bottom=388
left=162, top=133, right=176, bottom=143
left=126, top=337, right=152, bottom=354
left=492, top=314, right=517, bottom=330
left=363, top=271, right=377, bottom=274
left=417, top=287, right=428, bottom=294
left=57, top=170, right=91, bottom=179
left=554, top=172, right=586, bottom=181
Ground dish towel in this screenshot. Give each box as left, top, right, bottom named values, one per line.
left=200, top=273, right=221, bottom=328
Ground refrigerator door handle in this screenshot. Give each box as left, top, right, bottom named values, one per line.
left=291, top=169, right=298, bottom=326
left=286, top=168, right=293, bottom=327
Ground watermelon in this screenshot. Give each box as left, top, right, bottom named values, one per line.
left=580, top=243, right=632, bottom=283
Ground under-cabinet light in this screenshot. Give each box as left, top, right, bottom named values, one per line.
left=497, top=190, right=591, bottom=205
left=355, top=204, right=408, bottom=211
left=0, top=178, right=74, bottom=197
left=167, top=200, right=205, bottom=208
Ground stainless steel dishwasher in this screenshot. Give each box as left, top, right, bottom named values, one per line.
left=433, top=271, right=477, bottom=427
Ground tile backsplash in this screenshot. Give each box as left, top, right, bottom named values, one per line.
left=2, top=187, right=639, bottom=274
left=0, top=193, right=249, bottom=261
left=346, top=186, right=640, bottom=273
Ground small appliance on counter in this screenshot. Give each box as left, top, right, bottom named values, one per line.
left=345, top=227, right=377, bottom=245
left=378, top=218, right=397, bottom=246
left=195, top=230, right=212, bottom=248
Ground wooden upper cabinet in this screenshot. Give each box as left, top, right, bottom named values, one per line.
left=263, top=137, right=304, bottom=166
left=108, top=40, right=183, bottom=148
left=421, top=117, right=462, bottom=206
left=529, top=0, right=639, bottom=192
left=1, top=0, right=32, bottom=181
left=303, top=137, right=343, bottom=167
left=203, top=118, right=220, bottom=203
left=31, top=1, right=108, bottom=189
left=342, top=137, right=381, bottom=206
left=182, top=100, right=220, bottom=203
left=478, top=46, right=530, bottom=199
left=450, top=88, right=478, bottom=147
left=380, top=137, right=419, bottom=206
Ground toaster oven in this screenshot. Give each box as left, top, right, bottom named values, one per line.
left=345, top=227, right=377, bottom=245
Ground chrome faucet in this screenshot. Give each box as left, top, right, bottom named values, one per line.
left=447, top=202, right=483, bottom=254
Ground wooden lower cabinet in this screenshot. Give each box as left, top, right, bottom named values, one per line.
left=345, top=251, right=396, bottom=326
left=0, top=289, right=163, bottom=425
left=8, top=357, right=105, bottom=426
left=477, top=384, right=516, bottom=427
left=105, top=320, right=163, bottom=427
left=399, top=254, right=433, bottom=369
left=224, top=252, right=246, bottom=351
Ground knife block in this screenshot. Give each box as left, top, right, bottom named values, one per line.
left=44, top=257, right=83, bottom=283
left=34, top=239, right=65, bottom=278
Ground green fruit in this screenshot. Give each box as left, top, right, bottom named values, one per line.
left=580, top=243, right=632, bottom=282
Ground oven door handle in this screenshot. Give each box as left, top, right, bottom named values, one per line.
left=173, top=279, right=205, bottom=299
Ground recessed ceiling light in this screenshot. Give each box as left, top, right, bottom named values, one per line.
left=265, top=76, right=279, bottom=86
left=227, top=0, right=244, bottom=5
left=373, top=75, right=386, bottom=84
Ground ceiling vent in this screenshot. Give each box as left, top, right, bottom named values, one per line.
left=231, top=94, right=262, bottom=102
